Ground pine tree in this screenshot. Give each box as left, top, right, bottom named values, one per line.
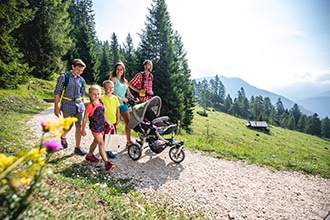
left=109, top=33, right=120, bottom=67
left=290, top=103, right=302, bottom=127
left=236, top=87, right=249, bottom=119
left=262, top=97, right=273, bottom=122
left=136, top=0, right=194, bottom=128
left=0, top=0, right=32, bottom=88
left=15, top=0, right=72, bottom=80
left=172, top=30, right=194, bottom=130
left=296, top=114, right=306, bottom=132
left=287, top=115, right=295, bottom=130
left=97, top=40, right=111, bottom=84
left=223, top=94, right=233, bottom=113
left=321, top=117, right=330, bottom=138
left=67, top=0, right=98, bottom=84
left=274, top=98, right=285, bottom=126
left=209, top=75, right=225, bottom=107
left=305, top=113, right=321, bottom=136
left=122, top=33, right=138, bottom=80
left=250, top=95, right=264, bottom=120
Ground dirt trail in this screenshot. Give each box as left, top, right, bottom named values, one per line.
left=28, top=106, right=330, bottom=220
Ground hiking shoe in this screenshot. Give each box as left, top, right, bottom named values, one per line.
left=85, top=154, right=99, bottom=162
left=106, top=151, right=116, bottom=159
left=60, top=136, right=68, bottom=149
left=74, top=147, right=87, bottom=156
left=105, top=161, right=116, bottom=171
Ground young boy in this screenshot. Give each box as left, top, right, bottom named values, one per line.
left=81, top=85, right=116, bottom=171
left=53, top=59, right=87, bottom=156
left=100, top=80, right=120, bottom=158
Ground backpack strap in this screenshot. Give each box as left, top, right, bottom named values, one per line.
left=140, top=72, right=145, bottom=90
left=139, top=71, right=153, bottom=89
left=59, top=73, right=69, bottom=107
left=139, top=72, right=153, bottom=97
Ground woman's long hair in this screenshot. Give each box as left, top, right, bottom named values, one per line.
left=110, top=61, right=126, bottom=83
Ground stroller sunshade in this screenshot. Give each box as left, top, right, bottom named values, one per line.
left=128, top=96, right=162, bottom=129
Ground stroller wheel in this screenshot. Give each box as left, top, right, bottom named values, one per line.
left=169, top=147, right=185, bottom=163
left=128, top=143, right=142, bottom=161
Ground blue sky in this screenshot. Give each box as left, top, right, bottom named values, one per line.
left=93, top=0, right=330, bottom=93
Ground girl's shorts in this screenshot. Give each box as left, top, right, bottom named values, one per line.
left=91, top=131, right=104, bottom=137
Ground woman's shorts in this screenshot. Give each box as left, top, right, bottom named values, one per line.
left=119, top=104, right=128, bottom=113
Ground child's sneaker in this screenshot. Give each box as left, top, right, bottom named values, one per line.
left=85, top=154, right=99, bottom=162
left=105, top=161, right=116, bottom=171
left=74, top=147, right=87, bottom=156
left=106, top=151, right=116, bottom=159
left=60, top=136, right=68, bottom=149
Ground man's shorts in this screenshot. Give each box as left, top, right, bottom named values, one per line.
left=62, top=111, right=83, bottom=124
left=119, top=104, right=129, bottom=113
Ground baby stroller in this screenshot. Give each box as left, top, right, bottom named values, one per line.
left=127, top=96, right=185, bottom=163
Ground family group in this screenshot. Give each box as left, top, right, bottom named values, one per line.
left=53, top=59, right=154, bottom=171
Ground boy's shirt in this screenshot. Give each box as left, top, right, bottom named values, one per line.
left=100, top=95, right=120, bottom=124
left=54, top=71, right=85, bottom=114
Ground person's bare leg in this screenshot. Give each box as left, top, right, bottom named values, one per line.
left=60, top=126, right=72, bottom=148
left=61, top=126, right=72, bottom=139
left=95, top=134, right=107, bottom=163
left=121, top=111, right=131, bottom=145
left=87, top=139, right=98, bottom=156
left=75, top=122, right=82, bottom=148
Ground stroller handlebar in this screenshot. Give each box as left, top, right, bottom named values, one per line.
left=126, top=97, right=139, bottom=107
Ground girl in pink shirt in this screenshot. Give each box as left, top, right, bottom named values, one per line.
left=81, top=85, right=116, bottom=171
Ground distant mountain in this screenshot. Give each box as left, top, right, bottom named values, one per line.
left=274, top=82, right=330, bottom=118
left=194, top=76, right=325, bottom=117
left=296, top=96, right=330, bottom=119
left=274, top=81, right=330, bottom=101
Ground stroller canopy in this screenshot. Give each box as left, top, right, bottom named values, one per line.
left=128, top=96, right=162, bottom=129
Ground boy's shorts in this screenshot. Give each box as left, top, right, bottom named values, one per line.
left=119, top=104, right=129, bottom=113
left=62, top=111, right=83, bottom=124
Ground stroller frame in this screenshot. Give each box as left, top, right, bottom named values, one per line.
left=127, top=96, right=185, bottom=163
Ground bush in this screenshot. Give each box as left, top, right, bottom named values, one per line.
left=197, top=110, right=208, bottom=117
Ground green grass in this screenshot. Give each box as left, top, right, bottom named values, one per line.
left=177, top=106, right=330, bottom=178
left=1, top=79, right=329, bottom=219
left=0, top=79, right=53, bottom=154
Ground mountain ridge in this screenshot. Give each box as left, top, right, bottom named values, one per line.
left=194, top=75, right=329, bottom=118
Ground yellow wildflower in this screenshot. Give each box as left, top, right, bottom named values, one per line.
left=2, top=156, right=17, bottom=167
left=20, top=177, right=32, bottom=185
left=10, top=177, right=32, bottom=188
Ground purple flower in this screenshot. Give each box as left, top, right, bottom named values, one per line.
left=43, top=141, right=61, bottom=152
left=41, top=120, right=49, bottom=132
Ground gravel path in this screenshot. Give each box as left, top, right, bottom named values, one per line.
left=28, top=106, right=330, bottom=220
